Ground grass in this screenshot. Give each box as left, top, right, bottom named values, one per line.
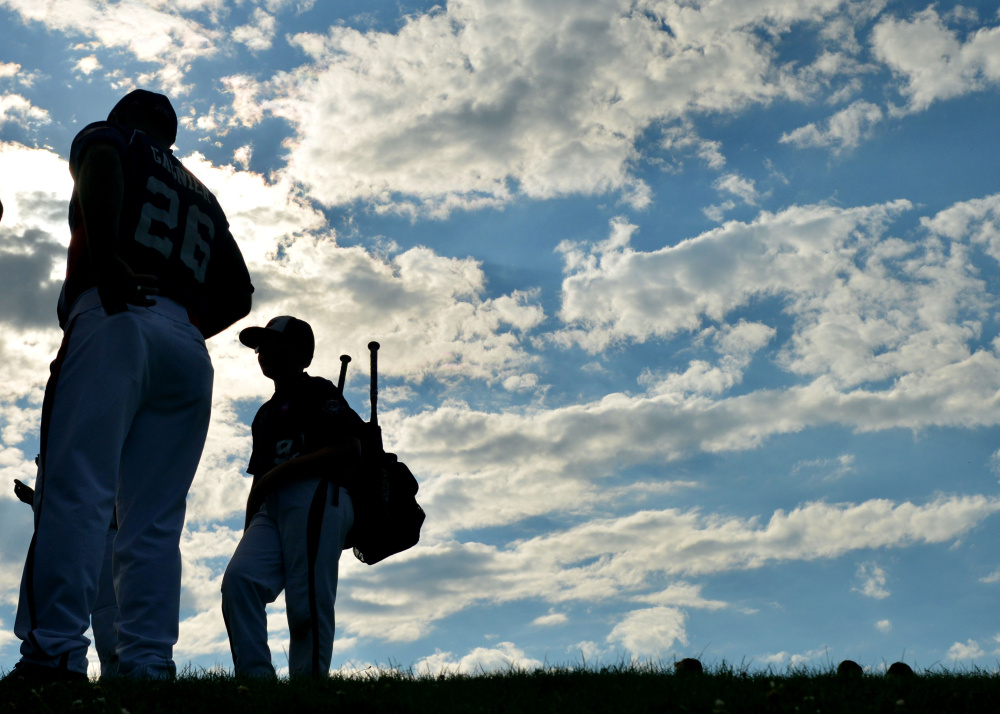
left=4, top=661, right=1000, bottom=713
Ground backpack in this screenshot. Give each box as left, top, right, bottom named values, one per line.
left=342, top=343, right=425, bottom=565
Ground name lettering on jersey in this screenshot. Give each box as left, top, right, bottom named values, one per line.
left=149, top=145, right=210, bottom=202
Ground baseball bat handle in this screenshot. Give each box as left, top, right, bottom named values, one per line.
left=368, top=341, right=380, bottom=426
left=337, top=354, right=351, bottom=392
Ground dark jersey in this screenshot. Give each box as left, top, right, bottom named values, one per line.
left=60, top=121, right=252, bottom=334
left=248, top=374, right=365, bottom=490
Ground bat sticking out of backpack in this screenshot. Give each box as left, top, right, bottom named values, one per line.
left=348, top=340, right=425, bottom=565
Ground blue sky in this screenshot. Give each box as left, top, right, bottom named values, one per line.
left=3, top=0, right=1000, bottom=676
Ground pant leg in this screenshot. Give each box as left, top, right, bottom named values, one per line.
left=92, top=523, right=119, bottom=677
left=221, top=506, right=285, bottom=678
left=114, top=305, right=213, bottom=679
left=279, top=481, right=353, bottom=678
left=14, top=300, right=143, bottom=675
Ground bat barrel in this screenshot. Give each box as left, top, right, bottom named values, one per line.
left=368, top=341, right=380, bottom=426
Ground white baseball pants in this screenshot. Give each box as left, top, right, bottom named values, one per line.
left=92, top=523, right=118, bottom=676
left=222, top=479, right=353, bottom=678
left=15, top=287, right=213, bottom=678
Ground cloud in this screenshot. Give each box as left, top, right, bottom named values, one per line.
left=0, top=94, right=50, bottom=129
left=948, top=639, right=987, bottom=661
left=0, top=227, right=66, bottom=328
left=713, top=173, right=761, bottom=205
left=853, top=562, right=890, bottom=600
left=414, top=642, right=543, bottom=675
left=285, top=492, right=1000, bottom=647
left=756, top=649, right=822, bottom=668
left=232, top=8, right=277, bottom=51
left=226, top=0, right=863, bottom=215
left=780, top=100, right=883, bottom=152
left=792, top=454, right=856, bottom=481
left=531, top=611, right=569, bottom=627
left=606, top=607, right=688, bottom=658
left=1, top=0, right=224, bottom=94
left=876, top=619, right=891, bottom=633
left=872, top=7, right=1000, bottom=112
left=73, top=55, right=101, bottom=75
left=980, top=569, right=1000, bottom=584
left=554, top=197, right=1000, bottom=436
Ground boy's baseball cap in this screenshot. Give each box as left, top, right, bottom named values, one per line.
left=239, top=316, right=315, bottom=365
left=108, top=89, right=178, bottom=145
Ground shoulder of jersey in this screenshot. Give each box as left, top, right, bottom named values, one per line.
left=73, top=120, right=122, bottom=141
left=70, top=121, right=128, bottom=170
left=308, top=376, right=350, bottom=415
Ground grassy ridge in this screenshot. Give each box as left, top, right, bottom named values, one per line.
left=4, top=664, right=1000, bottom=713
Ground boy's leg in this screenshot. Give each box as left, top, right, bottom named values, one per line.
left=222, top=507, right=285, bottom=678
left=280, top=482, right=354, bottom=677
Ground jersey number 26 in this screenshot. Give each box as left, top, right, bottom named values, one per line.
left=134, top=176, right=214, bottom=283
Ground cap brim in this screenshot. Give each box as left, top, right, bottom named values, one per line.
left=238, top=326, right=278, bottom=349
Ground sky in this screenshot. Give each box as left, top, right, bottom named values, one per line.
left=2, top=0, right=1000, bottom=678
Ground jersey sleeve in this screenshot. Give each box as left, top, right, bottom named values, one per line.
left=68, top=122, right=128, bottom=180
left=189, top=223, right=254, bottom=339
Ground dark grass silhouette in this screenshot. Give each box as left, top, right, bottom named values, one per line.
left=4, top=660, right=1000, bottom=713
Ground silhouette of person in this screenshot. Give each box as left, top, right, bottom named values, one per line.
left=4, top=89, right=253, bottom=684
left=221, top=316, right=363, bottom=678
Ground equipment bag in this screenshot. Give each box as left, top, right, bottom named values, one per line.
left=344, top=343, right=425, bottom=565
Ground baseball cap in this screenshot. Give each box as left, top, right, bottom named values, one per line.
left=239, top=316, right=315, bottom=365
left=108, top=89, right=178, bottom=146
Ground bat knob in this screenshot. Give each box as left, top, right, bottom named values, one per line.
left=368, top=341, right=380, bottom=352
left=340, top=354, right=351, bottom=364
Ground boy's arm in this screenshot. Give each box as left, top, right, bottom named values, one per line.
left=243, top=437, right=361, bottom=530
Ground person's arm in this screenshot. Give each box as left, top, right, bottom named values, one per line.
left=14, top=479, right=33, bottom=506
left=194, top=229, right=253, bottom=339
left=243, top=437, right=361, bottom=530
left=74, top=142, right=158, bottom=314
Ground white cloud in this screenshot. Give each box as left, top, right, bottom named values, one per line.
left=73, top=55, right=101, bottom=75
left=555, top=197, right=1000, bottom=434
left=853, top=562, right=890, bottom=600
left=875, top=619, right=891, bottom=633
left=714, top=173, right=761, bottom=205
left=948, top=638, right=987, bottom=660
left=606, top=607, right=688, bottom=658
left=873, top=8, right=1000, bottom=112
left=306, top=493, right=1000, bottom=646
left=531, top=611, right=568, bottom=627
left=792, top=454, right=856, bottom=481
left=414, top=642, right=543, bottom=676
left=0, top=94, right=50, bottom=129
left=233, top=144, right=252, bottom=170
left=780, top=100, right=883, bottom=152
left=756, top=649, right=824, bottom=668
left=980, top=569, right=1000, bottom=584
left=227, top=0, right=862, bottom=215
left=232, top=8, right=277, bottom=51
left=1, top=0, right=223, bottom=94
left=921, top=193, right=1000, bottom=265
